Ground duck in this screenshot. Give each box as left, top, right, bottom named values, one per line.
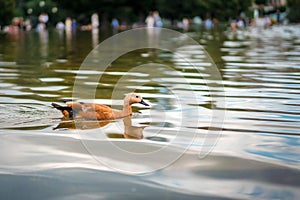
left=51, top=93, right=149, bottom=120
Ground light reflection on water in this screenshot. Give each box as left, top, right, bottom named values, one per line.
left=0, top=26, right=300, bottom=199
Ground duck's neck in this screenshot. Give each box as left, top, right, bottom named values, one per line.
left=112, top=97, right=132, bottom=119
left=122, top=98, right=132, bottom=117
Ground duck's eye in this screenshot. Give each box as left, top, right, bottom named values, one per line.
left=136, top=96, right=139, bottom=98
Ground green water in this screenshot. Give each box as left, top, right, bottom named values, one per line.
left=0, top=26, right=300, bottom=200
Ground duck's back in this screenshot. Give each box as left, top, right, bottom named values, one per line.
left=67, top=102, right=114, bottom=120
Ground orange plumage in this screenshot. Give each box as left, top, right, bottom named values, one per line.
left=52, top=93, right=149, bottom=120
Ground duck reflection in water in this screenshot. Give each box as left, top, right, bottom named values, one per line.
left=106, top=116, right=146, bottom=139
left=54, top=116, right=168, bottom=142
left=54, top=116, right=146, bottom=140
left=53, top=118, right=111, bottom=130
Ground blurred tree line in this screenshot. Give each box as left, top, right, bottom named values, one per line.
left=157, top=0, right=252, bottom=21
left=54, top=0, right=253, bottom=23
left=287, top=0, right=300, bottom=22
left=0, top=0, right=15, bottom=26
left=1, top=0, right=252, bottom=26
left=1, top=0, right=300, bottom=27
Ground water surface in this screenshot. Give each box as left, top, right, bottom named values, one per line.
left=0, top=26, right=300, bottom=200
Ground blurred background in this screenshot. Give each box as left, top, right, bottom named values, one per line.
left=1, top=0, right=299, bottom=32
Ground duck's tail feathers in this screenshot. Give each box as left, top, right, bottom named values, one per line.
left=51, top=103, right=74, bottom=118
left=51, top=103, right=70, bottom=111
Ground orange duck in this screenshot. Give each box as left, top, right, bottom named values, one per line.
left=52, top=93, right=149, bottom=120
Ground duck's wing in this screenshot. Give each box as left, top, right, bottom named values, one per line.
left=65, top=102, right=83, bottom=110
left=66, top=102, right=114, bottom=120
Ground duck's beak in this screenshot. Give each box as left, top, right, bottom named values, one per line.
left=140, top=99, right=149, bottom=106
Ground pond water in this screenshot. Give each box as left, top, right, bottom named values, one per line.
left=0, top=26, right=300, bottom=200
